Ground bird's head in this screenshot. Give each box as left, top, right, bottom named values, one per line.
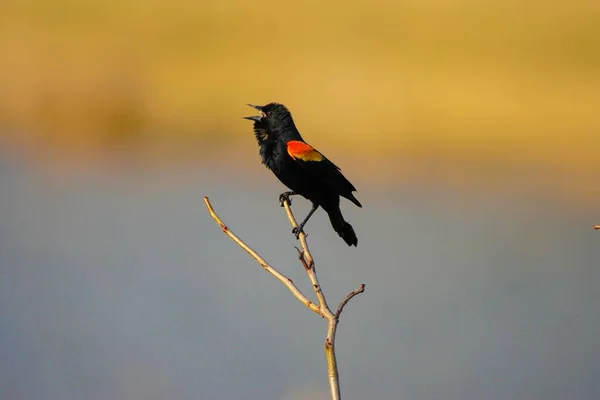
left=244, top=103, right=295, bottom=143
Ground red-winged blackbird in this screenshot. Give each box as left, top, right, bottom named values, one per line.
left=244, top=103, right=362, bottom=246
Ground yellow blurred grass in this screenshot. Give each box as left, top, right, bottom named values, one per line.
left=0, top=0, right=598, bottom=179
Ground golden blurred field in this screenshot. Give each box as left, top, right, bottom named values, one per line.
left=1, top=0, right=599, bottom=193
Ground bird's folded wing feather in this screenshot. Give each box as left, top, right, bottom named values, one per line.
left=286, top=140, right=357, bottom=193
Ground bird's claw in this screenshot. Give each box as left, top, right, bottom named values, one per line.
left=279, top=192, right=294, bottom=207
left=292, top=226, right=305, bottom=239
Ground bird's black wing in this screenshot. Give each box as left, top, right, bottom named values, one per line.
left=286, top=140, right=362, bottom=207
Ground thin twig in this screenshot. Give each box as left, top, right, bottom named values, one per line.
left=282, top=201, right=314, bottom=267
left=203, top=197, right=320, bottom=315
left=283, top=200, right=331, bottom=316
left=336, top=284, right=366, bottom=320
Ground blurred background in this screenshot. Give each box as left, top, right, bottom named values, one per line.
left=1, top=1, right=599, bottom=399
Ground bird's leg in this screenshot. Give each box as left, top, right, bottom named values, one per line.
left=279, top=191, right=297, bottom=207
left=292, top=204, right=319, bottom=239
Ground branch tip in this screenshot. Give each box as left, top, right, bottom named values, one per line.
left=594, top=224, right=600, bottom=230
left=335, top=284, right=366, bottom=319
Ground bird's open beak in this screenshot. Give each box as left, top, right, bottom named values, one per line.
left=243, top=104, right=265, bottom=121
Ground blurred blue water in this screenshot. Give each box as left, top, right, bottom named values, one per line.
left=1, top=156, right=599, bottom=400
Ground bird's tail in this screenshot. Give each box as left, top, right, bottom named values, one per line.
left=327, top=207, right=358, bottom=247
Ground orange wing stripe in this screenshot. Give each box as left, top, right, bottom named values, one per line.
left=287, top=140, right=324, bottom=162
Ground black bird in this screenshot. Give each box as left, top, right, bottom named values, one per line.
left=244, top=103, right=362, bottom=246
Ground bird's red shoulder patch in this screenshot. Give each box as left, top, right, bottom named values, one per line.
left=287, top=140, right=324, bottom=162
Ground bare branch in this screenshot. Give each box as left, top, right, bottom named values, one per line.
left=594, top=224, right=600, bottom=230
left=336, top=284, right=366, bottom=320
left=205, top=195, right=365, bottom=400
left=282, top=200, right=314, bottom=267
left=282, top=199, right=332, bottom=316
left=203, top=197, right=321, bottom=315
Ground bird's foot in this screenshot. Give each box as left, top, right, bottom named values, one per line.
left=292, top=225, right=305, bottom=239
left=279, top=191, right=295, bottom=207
